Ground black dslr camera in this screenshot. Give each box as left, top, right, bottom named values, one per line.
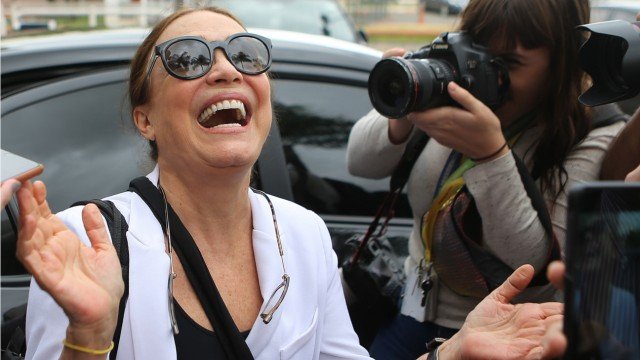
left=367, top=31, right=510, bottom=118
left=578, top=20, right=640, bottom=106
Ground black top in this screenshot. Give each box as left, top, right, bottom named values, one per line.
left=174, top=300, right=250, bottom=360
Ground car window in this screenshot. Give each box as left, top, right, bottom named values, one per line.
left=271, top=79, right=411, bottom=218
left=1, top=75, right=150, bottom=214
left=1, top=69, right=151, bottom=275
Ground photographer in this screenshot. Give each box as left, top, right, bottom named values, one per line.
left=346, top=0, right=625, bottom=358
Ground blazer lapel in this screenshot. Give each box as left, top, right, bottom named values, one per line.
left=123, top=168, right=177, bottom=359
left=245, top=189, right=289, bottom=357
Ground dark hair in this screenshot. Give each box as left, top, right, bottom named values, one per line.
left=459, top=0, right=591, bottom=199
left=128, top=7, right=245, bottom=161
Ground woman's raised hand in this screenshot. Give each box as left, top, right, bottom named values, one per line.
left=407, top=81, right=508, bottom=162
left=16, top=181, right=123, bottom=345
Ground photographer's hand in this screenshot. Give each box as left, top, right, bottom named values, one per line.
left=406, top=81, right=508, bottom=162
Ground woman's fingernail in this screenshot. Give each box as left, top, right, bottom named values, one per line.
left=11, top=181, right=22, bottom=192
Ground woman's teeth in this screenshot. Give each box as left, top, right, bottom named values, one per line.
left=198, top=99, right=247, bottom=125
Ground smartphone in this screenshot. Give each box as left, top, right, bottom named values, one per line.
left=564, top=182, right=640, bottom=360
left=1, top=149, right=44, bottom=182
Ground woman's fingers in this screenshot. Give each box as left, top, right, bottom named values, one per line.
left=16, top=214, right=45, bottom=273
left=541, top=318, right=566, bottom=359
left=0, top=179, right=21, bottom=208
left=82, top=204, right=111, bottom=249
left=33, top=181, right=54, bottom=218
left=539, top=302, right=564, bottom=319
left=546, top=261, right=565, bottom=291
left=16, top=181, right=36, bottom=218
left=491, top=264, right=535, bottom=304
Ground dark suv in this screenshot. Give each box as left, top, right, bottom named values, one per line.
left=1, top=28, right=412, bottom=348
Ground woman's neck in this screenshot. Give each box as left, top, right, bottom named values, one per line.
left=157, top=165, right=253, bottom=251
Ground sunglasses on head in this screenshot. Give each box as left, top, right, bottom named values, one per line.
left=145, top=32, right=272, bottom=81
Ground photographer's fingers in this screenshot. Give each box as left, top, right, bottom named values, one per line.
left=382, top=48, right=406, bottom=59
left=447, top=81, right=491, bottom=116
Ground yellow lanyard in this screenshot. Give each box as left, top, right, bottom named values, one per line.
left=420, top=131, right=527, bottom=262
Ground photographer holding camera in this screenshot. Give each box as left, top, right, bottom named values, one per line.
left=347, top=0, right=626, bottom=358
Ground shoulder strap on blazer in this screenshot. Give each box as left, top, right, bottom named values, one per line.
left=71, top=199, right=129, bottom=360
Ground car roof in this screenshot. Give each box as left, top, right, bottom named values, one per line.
left=0, top=27, right=381, bottom=75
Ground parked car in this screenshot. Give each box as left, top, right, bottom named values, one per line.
left=591, top=0, right=640, bottom=23
left=0, top=28, right=409, bottom=351
left=209, top=0, right=368, bottom=43
left=424, top=0, right=469, bottom=16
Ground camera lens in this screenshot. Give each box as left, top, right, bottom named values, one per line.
left=368, top=57, right=455, bottom=118
left=578, top=20, right=640, bottom=106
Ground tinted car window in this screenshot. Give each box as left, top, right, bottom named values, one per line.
left=1, top=70, right=149, bottom=214
left=1, top=69, right=150, bottom=275
left=273, top=79, right=410, bottom=217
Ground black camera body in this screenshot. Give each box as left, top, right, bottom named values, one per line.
left=368, top=31, right=509, bottom=118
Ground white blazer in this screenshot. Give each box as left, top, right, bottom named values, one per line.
left=25, top=168, right=371, bottom=360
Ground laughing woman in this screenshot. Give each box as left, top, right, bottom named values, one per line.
left=18, top=6, right=565, bottom=360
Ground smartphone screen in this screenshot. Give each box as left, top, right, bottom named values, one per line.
left=1, top=149, right=44, bottom=182
left=565, top=182, right=640, bottom=360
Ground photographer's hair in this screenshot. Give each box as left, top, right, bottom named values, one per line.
left=128, top=6, right=245, bottom=161
left=460, top=0, right=590, bottom=200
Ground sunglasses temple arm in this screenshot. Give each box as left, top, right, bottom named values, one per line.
left=145, top=54, right=159, bottom=82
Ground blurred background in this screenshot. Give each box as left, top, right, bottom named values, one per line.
left=3, top=0, right=636, bottom=51
left=0, top=0, right=463, bottom=51
left=2, top=0, right=638, bottom=113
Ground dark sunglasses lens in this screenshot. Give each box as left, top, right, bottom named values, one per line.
left=164, top=39, right=211, bottom=78
left=228, top=36, right=270, bottom=74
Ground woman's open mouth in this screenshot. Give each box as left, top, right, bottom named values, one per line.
left=197, top=99, right=248, bottom=129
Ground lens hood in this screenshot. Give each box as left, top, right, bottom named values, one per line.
left=578, top=20, right=640, bottom=106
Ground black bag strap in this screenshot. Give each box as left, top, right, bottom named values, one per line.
left=128, top=177, right=254, bottom=360
left=390, top=131, right=431, bottom=192
left=349, top=131, right=430, bottom=264
left=71, top=199, right=129, bottom=360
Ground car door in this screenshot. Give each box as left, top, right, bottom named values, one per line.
left=259, top=60, right=412, bottom=256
